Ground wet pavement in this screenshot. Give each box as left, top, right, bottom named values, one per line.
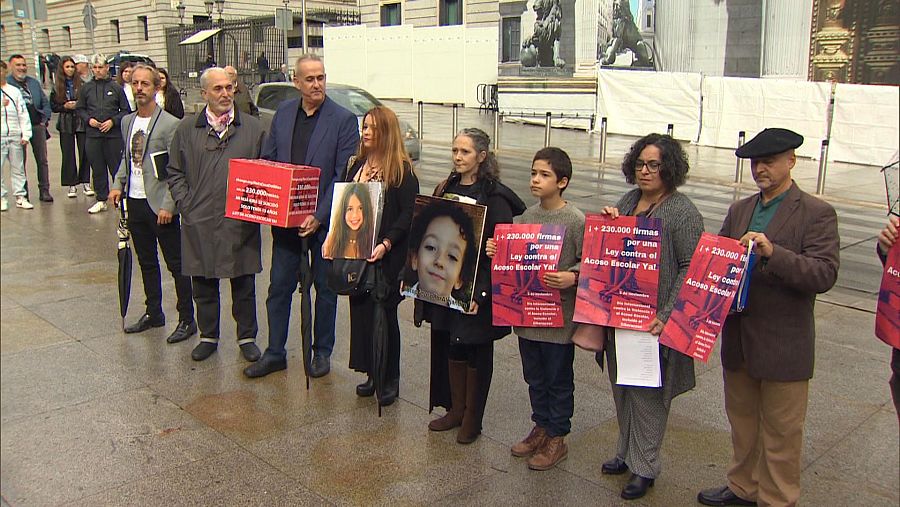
left=1, top=102, right=898, bottom=506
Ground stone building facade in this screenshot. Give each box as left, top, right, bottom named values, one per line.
left=0, top=0, right=355, bottom=70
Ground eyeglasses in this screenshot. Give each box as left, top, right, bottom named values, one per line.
left=634, top=160, right=662, bottom=173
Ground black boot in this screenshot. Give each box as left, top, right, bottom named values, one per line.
left=428, top=360, right=467, bottom=431
left=621, top=474, right=654, bottom=500
left=377, top=377, right=399, bottom=407
left=356, top=376, right=375, bottom=397
left=457, top=367, right=483, bottom=444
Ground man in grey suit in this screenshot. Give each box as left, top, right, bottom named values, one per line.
left=109, top=65, right=196, bottom=344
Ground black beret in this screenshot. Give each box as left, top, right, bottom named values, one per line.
left=735, top=128, right=803, bottom=159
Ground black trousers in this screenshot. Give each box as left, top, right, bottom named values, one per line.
left=76, top=131, right=91, bottom=184
left=519, top=337, right=575, bottom=437
left=29, top=124, right=51, bottom=191
left=86, top=135, right=123, bottom=201
left=60, top=131, right=91, bottom=186
left=127, top=198, right=193, bottom=322
left=191, top=274, right=257, bottom=342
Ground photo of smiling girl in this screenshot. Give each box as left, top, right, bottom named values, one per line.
left=401, top=197, right=483, bottom=311
left=322, top=182, right=382, bottom=259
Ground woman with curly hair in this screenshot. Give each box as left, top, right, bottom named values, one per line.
left=597, top=133, right=703, bottom=500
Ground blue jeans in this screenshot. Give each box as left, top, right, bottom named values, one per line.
left=264, top=226, right=337, bottom=360
left=519, top=337, right=575, bottom=437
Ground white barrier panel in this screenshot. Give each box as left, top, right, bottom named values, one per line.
left=463, top=27, right=500, bottom=109
left=323, top=25, right=368, bottom=90
left=367, top=26, right=414, bottom=100
left=596, top=69, right=701, bottom=141
left=699, top=77, right=829, bottom=159
left=830, top=83, right=900, bottom=167
left=325, top=24, right=498, bottom=107
left=413, top=26, right=467, bottom=104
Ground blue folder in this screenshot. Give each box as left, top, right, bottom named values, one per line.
left=730, top=241, right=757, bottom=313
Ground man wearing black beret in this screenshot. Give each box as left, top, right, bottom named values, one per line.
left=699, top=128, right=840, bottom=506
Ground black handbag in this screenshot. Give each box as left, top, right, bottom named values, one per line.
left=328, top=258, right=374, bottom=296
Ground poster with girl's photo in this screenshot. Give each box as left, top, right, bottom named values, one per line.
left=322, top=182, right=384, bottom=260
left=401, top=195, right=487, bottom=312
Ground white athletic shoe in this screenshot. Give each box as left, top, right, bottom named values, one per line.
left=67, top=186, right=78, bottom=198
left=87, top=201, right=108, bottom=214
left=15, top=196, right=34, bottom=210
left=83, top=184, right=96, bottom=197
left=1, top=198, right=8, bottom=211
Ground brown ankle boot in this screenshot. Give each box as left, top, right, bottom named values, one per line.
left=457, top=367, right=482, bottom=444
left=511, top=425, right=547, bottom=457
left=527, top=435, right=568, bottom=471
left=428, top=360, right=467, bottom=431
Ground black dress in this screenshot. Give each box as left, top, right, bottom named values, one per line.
left=345, top=158, right=419, bottom=377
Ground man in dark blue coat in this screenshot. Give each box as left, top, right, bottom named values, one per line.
left=245, top=54, right=359, bottom=379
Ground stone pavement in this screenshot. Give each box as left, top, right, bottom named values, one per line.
left=1, top=103, right=898, bottom=506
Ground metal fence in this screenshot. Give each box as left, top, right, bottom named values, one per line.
left=164, top=9, right=358, bottom=92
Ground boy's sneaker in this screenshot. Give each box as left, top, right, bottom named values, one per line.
left=1, top=198, right=8, bottom=211
left=83, top=184, right=95, bottom=196
left=67, top=186, right=78, bottom=198
left=511, top=426, right=547, bottom=457
left=527, top=436, right=568, bottom=471
left=15, top=197, right=34, bottom=210
left=87, top=201, right=108, bottom=214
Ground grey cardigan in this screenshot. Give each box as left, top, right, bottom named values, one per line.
left=514, top=202, right=586, bottom=345
left=608, top=188, right=704, bottom=401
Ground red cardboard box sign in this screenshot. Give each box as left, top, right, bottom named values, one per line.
left=225, top=159, right=320, bottom=228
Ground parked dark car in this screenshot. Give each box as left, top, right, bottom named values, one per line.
left=254, top=82, right=421, bottom=160
left=106, top=53, right=155, bottom=77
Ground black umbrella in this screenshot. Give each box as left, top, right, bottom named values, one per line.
left=370, top=264, right=390, bottom=417
left=297, top=237, right=314, bottom=390
left=116, top=199, right=133, bottom=331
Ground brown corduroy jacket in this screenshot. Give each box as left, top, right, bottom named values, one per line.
left=720, top=182, right=840, bottom=381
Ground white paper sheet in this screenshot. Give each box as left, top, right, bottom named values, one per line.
left=614, top=329, right=662, bottom=388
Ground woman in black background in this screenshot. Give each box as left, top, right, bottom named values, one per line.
left=343, top=106, right=418, bottom=407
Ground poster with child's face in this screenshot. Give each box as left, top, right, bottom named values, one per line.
left=322, top=182, right=384, bottom=260
left=401, top=195, right=487, bottom=312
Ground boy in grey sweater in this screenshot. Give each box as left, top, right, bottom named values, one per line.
left=486, top=147, right=585, bottom=471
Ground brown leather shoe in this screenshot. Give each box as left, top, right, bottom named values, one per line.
left=527, top=435, right=568, bottom=471
left=511, top=425, right=547, bottom=457
left=428, top=360, right=467, bottom=431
